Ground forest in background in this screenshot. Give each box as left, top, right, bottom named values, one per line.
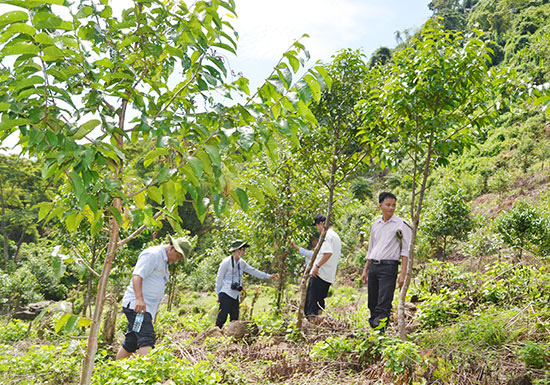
left=1, top=0, right=550, bottom=384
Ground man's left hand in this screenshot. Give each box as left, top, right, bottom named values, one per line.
left=311, top=265, right=319, bottom=277
left=397, top=274, right=406, bottom=288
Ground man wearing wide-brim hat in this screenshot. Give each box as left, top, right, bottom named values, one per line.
left=116, top=236, right=191, bottom=360
left=215, top=239, right=275, bottom=328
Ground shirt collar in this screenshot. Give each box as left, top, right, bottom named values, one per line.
left=377, top=214, right=398, bottom=224
left=161, top=246, right=169, bottom=264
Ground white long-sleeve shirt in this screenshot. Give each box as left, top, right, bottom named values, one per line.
left=216, top=255, right=271, bottom=299
left=299, top=247, right=313, bottom=264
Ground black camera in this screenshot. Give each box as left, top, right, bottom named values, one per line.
left=231, top=282, right=243, bottom=291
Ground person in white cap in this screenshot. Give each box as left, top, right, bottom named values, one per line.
left=116, top=236, right=191, bottom=360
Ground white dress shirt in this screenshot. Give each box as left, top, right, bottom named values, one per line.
left=366, top=214, right=412, bottom=261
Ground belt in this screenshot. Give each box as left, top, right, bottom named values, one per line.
left=370, top=259, right=399, bottom=265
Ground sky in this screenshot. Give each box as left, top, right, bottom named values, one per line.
left=228, top=0, right=432, bottom=89
left=0, top=0, right=432, bottom=151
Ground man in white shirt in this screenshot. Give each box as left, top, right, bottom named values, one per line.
left=305, top=215, right=342, bottom=317
left=116, top=236, right=191, bottom=360
left=362, top=192, right=412, bottom=331
left=215, top=239, right=275, bottom=328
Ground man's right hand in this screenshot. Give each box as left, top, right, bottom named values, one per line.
left=290, top=241, right=299, bottom=250
left=361, top=269, right=368, bottom=285
left=134, top=298, right=146, bottom=313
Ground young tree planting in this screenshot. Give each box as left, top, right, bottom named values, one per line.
left=357, top=18, right=520, bottom=339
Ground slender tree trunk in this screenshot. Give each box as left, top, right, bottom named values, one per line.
left=83, top=251, right=98, bottom=317
left=398, top=140, right=433, bottom=340
left=102, top=294, right=118, bottom=345
left=80, top=198, right=122, bottom=385
left=296, top=158, right=337, bottom=329
left=13, top=222, right=29, bottom=262
left=0, top=187, right=8, bottom=263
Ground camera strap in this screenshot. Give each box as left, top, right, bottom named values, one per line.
left=231, top=256, right=241, bottom=285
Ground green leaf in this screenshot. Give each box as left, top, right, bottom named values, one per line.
left=204, top=145, right=221, bottom=168
left=262, top=178, right=277, bottom=196
left=147, top=185, right=163, bottom=204
left=237, top=126, right=254, bottom=151
left=235, top=187, right=248, bottom=211
left=95, top=58, right=113, bottom=69
left=42, top=45, right=66, bottom=61
left=187, top=156, right=204, bottom=178
left=296, top=100, right=317, bottom=125
left=295, top=80, right=313, bottom=103
left=55, top=313, right=72, bottom=334
left=68, top=170, right=85, bottom=201
left=78, top=317, right=92, bottom=328
left=163, top=180, right=176, bottom=210
left=2, top=41, right=39, bottom=56
left=212, top=193, right=226, bottom=216
left=73, top=119, right=100, bottom=140
left=144, top=148, right=169, bottom=168
left=64, top=315, right=79, bottom=332
left=2, top=22, right=35, bottom=39
left=36, top=201, right=52, bottom=221
left=304, top=73, right=321, bottom=102
left=196, top=150, right=213, bottom=177
left=34, top=32, right=55, bottom=45
left=0, top=11, right=28, bottom=29
left=107, top=205, right=123, bottom=226
left=65, top=211, right=83, bottom=232
left=247, top=184, right=264, bottom=205
left=134, top=191, right=145, bottom=209
left=28, top=0, right=66, bottom=6
left=52, top=255, right=63, bottom=280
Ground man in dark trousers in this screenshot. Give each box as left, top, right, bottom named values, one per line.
left=361, top=192, right=411, bottom=331
left=304, top=215, right=342, bottom=318
left=215, top=239, right=275, bottom=328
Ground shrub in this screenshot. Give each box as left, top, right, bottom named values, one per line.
left=459, top=223, right=503, bottom=259
left=520, top=341, right=549, bottom=369
left=92, top=346, right=222, bottom=384
left=423, top=181, right=474, bottom=258
left=0, top=319, right=28, bottom=342
left=381, top=338, right=423, bottom=377
left=310, top=332, right=381, bottom=367
left=0, top=267, right=41, bottom=311
left=495, top=201, right=550, bottom=258
left=0, top=341, right=84, bottom=384
left=416, top=288, right=471, bottom=328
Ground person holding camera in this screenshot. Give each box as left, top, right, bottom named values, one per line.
left=215, top=239, right=275, bottom=328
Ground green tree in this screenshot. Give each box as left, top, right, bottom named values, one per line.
left=357, top=19, right=519, bottom=338
left=0, top=1, right=328, bottom=382
left=0, top=154, right=54, bottom=264
left=294, top=49, right=373, bottom=328
left=423, top=180, right=474, bottom=258
left=369, top=47, right=392, bottom=68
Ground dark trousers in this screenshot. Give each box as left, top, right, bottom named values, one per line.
left=216, top=292, right=239, bottom=328
left=368, top=263, right=399, bottom=330
left=305, top=276, right=331, bottom=316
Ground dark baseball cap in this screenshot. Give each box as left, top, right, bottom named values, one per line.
left=312, top=215, right=327, bottom=225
